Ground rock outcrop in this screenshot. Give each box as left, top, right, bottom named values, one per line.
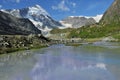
left=60, top=16, right=96, bottom=28
left=100, top=0, right=120, bottom=25
left=0, top=11, right=41, bottom=35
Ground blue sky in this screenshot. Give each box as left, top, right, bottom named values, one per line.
left=0, top=0, right=114, bottom=20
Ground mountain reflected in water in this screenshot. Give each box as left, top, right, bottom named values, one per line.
left=0, top=42, right=120, bottom=80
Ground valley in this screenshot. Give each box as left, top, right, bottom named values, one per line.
left=0, top=0, right=120, bottom=80
left=0, top=0, right=120, bottom=54
left=50, top=0, right=120, bottom=42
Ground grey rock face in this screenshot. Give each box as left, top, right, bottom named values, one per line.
left=0, top=11, right=41, bottom=35
left=100, top=0, right=120, bottom=25
left=61, top=16, right=96, bottom=28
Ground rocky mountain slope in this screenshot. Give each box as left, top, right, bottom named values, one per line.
left=67, top=0, right=120, bottom=39
left=100, top=0, right=120, bottom=25
left=60, top=16, right=96, bottom=28
left=0, top=11, right=41, bottom=35
left=51, top=0, right=120, bottom=40
left=1, top=5, right=63, bottom=35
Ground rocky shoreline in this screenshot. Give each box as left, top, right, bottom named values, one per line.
left=0, top=34, right=119, bottom=54
left=0, top=35, right=50, bottom=54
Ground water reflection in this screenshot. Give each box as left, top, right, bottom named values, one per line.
left=0, top=42, right=120, bottom=80
left=31, top=52, right=115, bottom=80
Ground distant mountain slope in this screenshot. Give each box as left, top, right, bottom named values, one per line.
left=60, top=16, right=96, bottom=28
left=67, top=0, right=120, bottom=39
left=51, top=0, right=120, bottom=40
left=1, top=5, right=63, bottom=35
left=100, top=0, right=120, bottom=25
left=0, top=11, right=41, bottom=35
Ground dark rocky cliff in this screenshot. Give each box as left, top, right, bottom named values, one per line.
left=0, top=11, right=41, bottom=35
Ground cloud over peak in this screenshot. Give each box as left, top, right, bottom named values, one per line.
left=16, top=0, right=20, bottom=3
left=52, top=0, right=76, bottom=12
left=52, top=0, right=70, bottom=11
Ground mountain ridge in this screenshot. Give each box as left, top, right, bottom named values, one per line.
left=100, top=0, right=120, bottom=25
left=1, top=5, right=63, bottom=35
left=60, top=16, right=96, bottom=28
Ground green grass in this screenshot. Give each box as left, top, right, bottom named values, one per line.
left=112, top=33, right=120, bottom=41
left=51, top=23, right=120, bottom=41
left=50, top=28, right=74, bottom=34
left=0, top=45, right=48, bottom=54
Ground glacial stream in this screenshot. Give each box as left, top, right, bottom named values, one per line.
left=0, top=42, right=120, bottom=80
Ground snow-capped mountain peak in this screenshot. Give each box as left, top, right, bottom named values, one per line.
left=28, top=4, right=50, bottom=16
left=34, top=4, right=41, bottom=8
left=0, top=4, right=63, bottom=36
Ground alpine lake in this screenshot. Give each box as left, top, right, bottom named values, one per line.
left=0, top=42, right=120, bottom=80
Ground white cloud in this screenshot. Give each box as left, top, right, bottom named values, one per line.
left=70, top=2, right=76, bottom=7
left=4, top=0, right=21, bottom=3
left=52, top=0, right=70, bottom=11
left=52, top=0, right=76, bottom=12
left=86, top=3, right=100, bottom=10
left=16, top=0, right=20, bottom=3
left=93, top=14, right=103, bottom=22
left=0, top=5, right=2, bottom=9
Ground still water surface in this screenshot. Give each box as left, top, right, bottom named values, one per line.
left=0, top=42, right=120, bottom=80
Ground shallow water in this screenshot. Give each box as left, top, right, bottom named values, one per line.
left=0, top=42, right=120, bottom=80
